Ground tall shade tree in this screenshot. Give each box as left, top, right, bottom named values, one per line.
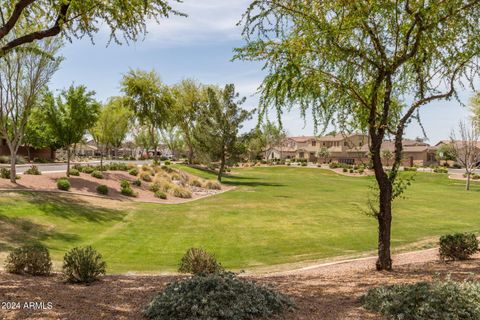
left=121, top=69, right=172, bottom=161
left=469, top=92, right=480, bottom=129
left=171, top=79, right=205, bottom=164
left=0, top=0, right=183, bottom=57
left=450, top=120, right=480, bottom=191
left=91, top=96, right=132, bottom=166
left=23, top=105, right=61, bottom=160
left=236, top=0, right=480, bottom=270
left=0, top=38, right=61, bottom=182
left=160, top=123, right=185, bottom=160
left=44, top=85, right=100, bottom=176
left=194, top=84, right=252, bottom=182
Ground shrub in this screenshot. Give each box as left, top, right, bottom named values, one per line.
left=96, top=184, right=108, bottom=195
left=190, top=179, right=203, bottom=187
left=349, top=169, right=354, bottom=173
left=342, top=168, right=348, bottom=172
left=141, top=164, right=150, bottom=171
left=57, top=178, right=71, bottom=191
left=24, top=165, right=41, bottom=175
left=362, top=280, right=480, bottom=320
left=132, top=179, right=142, bottom=187
left=178, top=248, right=223, bottom=275
left=171, top=186, right=192, bottom=198
left=120, top=180, right=137, bottom=197
left=69, top=168, right=80, bottom=176
left=164, top=160, right=171, bottom=165
left=404, top=166, right=418, bottom=172
left=358, top=168, right=365, bottom=174
left=149, top=183, right=161, bottom=193
left=5, top=243, right=52, bottom=276
left=301, top=162, right=307, bottom=166
left=433, top=167, right=448, bottom=174
left=439, top=233, right=479, bottom=261
left=154, top=191, right=167, bottom=199
left=91, top=170, right=104, bottom=179
left=0, top=167, right=16, bottom=179
left=108, top=162, right=129, bottom=171
left=204, top=180, right=221, bottom=190
left=82, top=166, right=95, bottom=174
left=62, top=246, right=106, bottom=284
left=140, top=172, right=152, bottom=182
left=144, top=272, right=294, bottom=320
left=128, top=167, right=139, bottom=176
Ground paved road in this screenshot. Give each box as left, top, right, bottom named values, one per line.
left=1, top=160, right=152, bottom=174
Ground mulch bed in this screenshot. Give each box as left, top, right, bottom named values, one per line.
left=1, top=259, right=479, bottom=319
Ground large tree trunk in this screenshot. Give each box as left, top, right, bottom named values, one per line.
left=188, top=143, right=194, bottom=164
left=66, top=147, right=71, bottom=177
left=218, top=152, right=225, bottom=182
left=371, top=135, right=393, bottom=271
left=9, top=150, right=17, bottom=183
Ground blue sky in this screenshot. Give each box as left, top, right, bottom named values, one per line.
left=49, top=0, right=474, bottom=143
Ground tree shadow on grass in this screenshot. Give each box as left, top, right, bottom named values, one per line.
left=223, top=174, right=285, bottom=188
left=23, top=192, right=126, bottom=223
left=0, top=213, right=80, bottom=253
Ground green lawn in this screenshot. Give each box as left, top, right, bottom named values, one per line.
left=0, top=166, right=479, bottom=273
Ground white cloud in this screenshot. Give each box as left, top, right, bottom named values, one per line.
left=145, top=0, right=251, bottom=46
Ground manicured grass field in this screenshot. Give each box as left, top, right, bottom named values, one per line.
left=0, top=166, right=479, bottom=273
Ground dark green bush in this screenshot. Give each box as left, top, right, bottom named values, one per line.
left=108, top=162, right=129, bottom=171
left=433, top=167, right=448, bottom=174
left=91, top=170, right=104, bottom=179
left=57, top=178, right=71, bottom=191
left=149, top=183, right=161, bottom=192
left=404, top=166, right=418, bottom=171
left=129, top=168, right=139, bottom=176
left=96, top=184, right=109, bottom=195
left=81, top=166, right=95, bottom=174
left=62, top=246, right=106, bottom=284
left=0, top=167, right=19, bottom=180
left=144, top=272, right=294, bottom=320
left=178, top=248, right=223, bottom=275
left=5, top=243, right=52, bottom=276
left=164, top=160, right=171, bottom=165
left=120, top=180, right=137, bottom=197
left=24, top=165, right=41, bottom=175
left=362, top=280, right=480, bottom=320
left=69, top=168, right=80, bottom=176
left=439, top=233, right=479, bottom=261
left=132, top=179, right=142, bottom=186
left=155, top=191, right=167, bottom=199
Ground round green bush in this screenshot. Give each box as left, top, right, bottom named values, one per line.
left=362, top=280, right=480, bottom=320
left=164, top=160, right=171, bottom=165
left=96, top=184, right=109, bottom=195
left=439, top=233, right=479, bottom=261
left=129, top=168, right=139, bottom=176
left=5, top=243, right=52, bottom=276
left=57, top=178, right=71, bottom=191
left=69, top=168, right=80, bottom=176
left=144, top=272, right=294, bottom=320
left=62, top=246, right=106, bottom=284
left=155, top=191, right=167, bottom=199
left=24, top=165, right=41, bottom=175
left=91, top=170, right=104, bottom=179
left=132, top=179, right=142, bottom=186
left=178, top=248, right=223, bottom=275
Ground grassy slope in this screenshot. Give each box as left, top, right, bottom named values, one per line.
left=0, top=166, right=479, bottom=273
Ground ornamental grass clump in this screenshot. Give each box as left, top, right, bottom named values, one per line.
left=62, top=246, right=106, bottom=284
left=178, top=248, right=223, bottom=275
left=24, top=165, right=41, bottom=175
left=144, top=272, right=294, bottom=320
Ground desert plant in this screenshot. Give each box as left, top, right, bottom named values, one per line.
left=5, top=243, right=52, bottom=276
left=164, top=160, right=171, bottom=165
left=140, top=172, right=153, bottom=182
left=96, top=184, right=109, bottom=195
left=0, top=167, right=19, bottom=180
left=62, top=246, right=106, bottom=284
left=362, top=280, right=480, bottom=320
left=178, top=248, right=223, bottom=275
left=404, top=166, right=418, bottom=172
left=120, top=180, right=137, bottom=197
left=154, top=191, right=167, bottom=199
left=57, top=178, right=71, bottom=191
left=128, top=167, right=139, bottom=176
left=91, top=170, right=104, bottom=179
left=24, top=165, right=41, bottom=175
left=204, top=180, right=221, bottom=190
left=132, top=179, right=142, bottom=187
left=69, top=168, right=80, bottom=176
left=149, top=183, right=161, bottom=193
left=144, top=271, right=294, bottom=320
left=171, top=186, right=192, bottom=198
left=82, top=166, right=95, bottom=174
left=439, top=233, right=479, bottom=261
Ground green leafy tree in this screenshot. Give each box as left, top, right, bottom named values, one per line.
left=317, top=148, right=330, bottom=164
left=23, top=105, right=61, bottom=160
left=121, top=69, right=172, bottom=161
left=133, top=125, right=160, bottom=159
left=44, top=85, right=100, bottom=176
left=237, top=1, right=480, bottom=270
left=0, top=37, right=61, bottom=182
left=0, top=0, right=183, bottom=57
left=171, top=79, right=205, bottom=164
left=91, top=97, right=132, bottom=166
left=194, top=84, right=252, bottom=182
left=160, top=123, right=185, bottom=160
left=436, top=144, right=456, bottom=162
left=469, top=92, right=480, bottom=129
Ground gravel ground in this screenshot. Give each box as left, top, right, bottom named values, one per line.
left=1, top=250, right=479, bottom=320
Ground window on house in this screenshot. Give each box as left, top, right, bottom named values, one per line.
left=344, top=142, right=348, bottom=146
left=323, top=142, right=326, bottom=146
left=312, top=141, right=316, bottom=147
left=299, top=152, right=304, bottom=158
